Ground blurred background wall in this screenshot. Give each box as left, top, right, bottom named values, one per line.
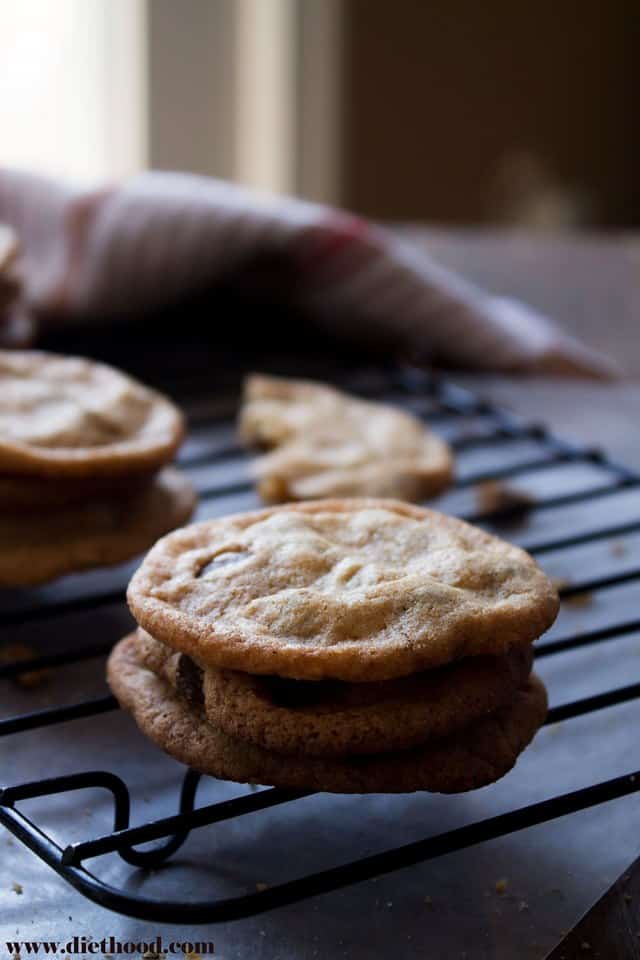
left=1, top=0, right=636, bottom=228
left=340, top=0, right=637, bottom=228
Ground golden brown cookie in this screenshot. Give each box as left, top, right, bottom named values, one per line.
left=136, top=628, right=534, bottom=757
left=0, top=350, right=185, bottom=477
left=108, top=633, right=548, bottom=794
left=0, top=467, right=196, bottom=587
left=128, top=499, right=559, bottom=683
left=0, top=470, right=155, bottom=510
left=239, top=374, right=453, bottom=502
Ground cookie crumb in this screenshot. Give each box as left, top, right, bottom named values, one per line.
left=0, top=644, right=49, bottom=689
left=518, top=900, right=529, bottom=912
left=476, top=481, right=535, bottom=526
left=565, top=591, right=594, bottom=609
left=609, top=540, right=628, bottom=557
left=11, top=882, right=23, bottom=895
left=495, top=878, right=509, bottom=895
left=255, top=882, right=269, bottom=892
left=553, top=579, right=593, bottom=607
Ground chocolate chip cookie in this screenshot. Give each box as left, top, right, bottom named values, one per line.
left=0, top=349, right=195, bottom=586
left=128, top=499, right=559, bottom=682
left=136, top=628, right=534, bottom=757
left=239, top=374, right=453, bottom=502
left=112, top=497, right=554, bottom=793
left=108, top=632, right=548, bottom=794
left=0, top=350, right=184, bottom=477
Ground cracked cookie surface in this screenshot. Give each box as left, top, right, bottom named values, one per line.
left=0, top=350, right=184, bottom=477
left=128, top=498, right=559, bottom=682
left=239, top=374, right=453, bottom=502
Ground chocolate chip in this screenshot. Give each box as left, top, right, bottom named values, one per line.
left=175, top=654, right=204, bottom=706
left=263, top=676, right=344, bottom=708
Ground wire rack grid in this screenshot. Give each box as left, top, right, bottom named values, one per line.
left=1, top=363, right=639, bottom=923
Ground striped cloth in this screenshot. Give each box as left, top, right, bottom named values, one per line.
left=0, top=168, right=612, bottom=375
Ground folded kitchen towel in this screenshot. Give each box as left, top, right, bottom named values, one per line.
left=0, top=168, right=613, bottom=375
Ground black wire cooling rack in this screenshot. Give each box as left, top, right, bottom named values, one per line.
left=1, top=362, right=640, bottom=923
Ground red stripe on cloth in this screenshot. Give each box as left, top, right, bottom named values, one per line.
left=293, top=214, right=382, bottom=285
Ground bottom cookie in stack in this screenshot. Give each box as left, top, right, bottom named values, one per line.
left=0, top=469, right=196, bottom=586
left=108, top=628, right=547, bottom=794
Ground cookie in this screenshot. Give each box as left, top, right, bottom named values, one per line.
left=239, top=374, right=453, bottom=502
left=0, top=467, right=196, bottom=586
left=0, top=470, right=155, bottom=510
left=128, top=499, right=559, bottom=682
left=136, top=628, right=533, bottom=757
left=108, top=633, right=548, bottom=794
left=0, top=350, right=185, bottom=477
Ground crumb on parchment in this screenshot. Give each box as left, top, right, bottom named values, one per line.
left=609, top=540, right=628, bottom=557
left=475, top=481, right=535, bottom=526
left=11, top=882, right=23, bottom=895
left=0, top=643, right=50, bottom=689
left=552, top=578, right=593, bottom=608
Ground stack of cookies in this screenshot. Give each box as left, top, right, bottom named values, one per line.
left=0, top=350, right=196, bottom=586
left=239, top=374, right=454, bottom=503
left=109, top=499, right=558, bottom=794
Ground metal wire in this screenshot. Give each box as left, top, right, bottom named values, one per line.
left=1, top=364, right=639, bottom=923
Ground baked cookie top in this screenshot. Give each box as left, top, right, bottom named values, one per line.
left=128, top=498, right=559, bottom=682
left=239, top=374, right=453, bottom=502
left=0, top=350, right=184, bottom=477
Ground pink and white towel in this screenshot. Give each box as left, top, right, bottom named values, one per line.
left=0, top=168, right=612, bottom=375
